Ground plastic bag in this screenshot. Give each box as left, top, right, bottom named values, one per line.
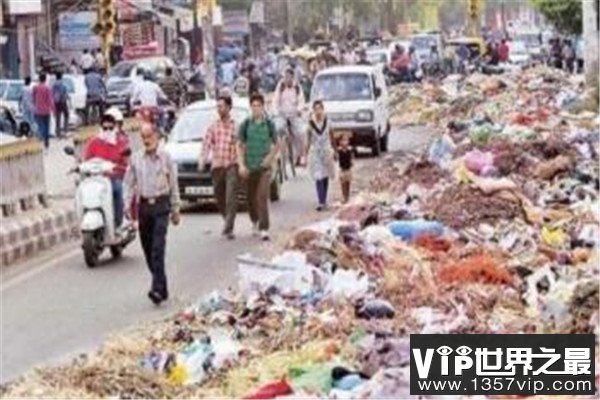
left=290, top=363, right=335, bottom=394
left=243, top=379, right=293, bottom=399
left=464, top=149, right=495, bottom=176
left=324, top=269, right=369, bottom=300
left=355, top=299, right=396, bottom=320
left=388, top=219, right=444, bottom=241
left=427, top=133, right=456, bottom=169
left=541, top=226, right=569, bottom=249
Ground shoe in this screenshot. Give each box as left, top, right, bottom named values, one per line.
left=260, top=230, right=270, bottom=241
left=252, top=223, right=259, bottom=237
left=316, top=205, right=323, bottom=212
left=225, top=232, right=235, bottom=240
left=148, top=290, right=162, bottom=305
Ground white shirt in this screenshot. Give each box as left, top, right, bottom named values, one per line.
left=80, top=53, right=95, bottom=70
left=131, top=80, right=166, bottom=107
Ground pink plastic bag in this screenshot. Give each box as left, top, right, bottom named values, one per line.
left=464, top=150, right=495, bottom=176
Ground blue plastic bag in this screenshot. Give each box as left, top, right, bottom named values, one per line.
left=388, top=219, right=444, bottom=241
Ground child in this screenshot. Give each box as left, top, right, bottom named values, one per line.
left=336, top=131, right=354, bottom=204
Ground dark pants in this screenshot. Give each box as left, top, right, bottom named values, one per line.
left=112, top=179, right=124, bottom=228
left=34, top=115, right=50, bottom=148
left=247, top=168, right=271, bottom=231
left=315, top=178, right=329, bottom=206
left=138, top=197, right=170, bottom=298
left=54, top=102, right=69, bottom=137
left=212, top=165, right=238, bottom=234
left=84, top=96, right=104, bottom=125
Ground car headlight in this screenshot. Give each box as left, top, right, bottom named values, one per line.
left=355, top=110, right=373, bottom=122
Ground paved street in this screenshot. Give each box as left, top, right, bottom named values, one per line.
left=0, top=125, right=432, bottom=383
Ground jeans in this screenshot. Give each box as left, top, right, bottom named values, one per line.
left=54, top=102, right=69, bottom=137
left=111, top=179, right=124, bottom=229
left=139, top=197, right=170, bottom=298
left=23, top=109, right=36, bottom=134
left=212, top=165, right=238, bottom=234
left=35, top=115, right=50, bottom=148
left=84, top=96, right=104, bottom=125
left=315, top=178, right=329, bottom=206
left=247, top=168, right=271, bottom=231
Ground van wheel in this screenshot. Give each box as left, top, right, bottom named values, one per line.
left=270, top=179, right=281, bottom=202
left=381, top=133, right=389, bottom=153
left=371, top=131, right=381, bottom=157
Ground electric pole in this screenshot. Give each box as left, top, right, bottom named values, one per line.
left=191, top=0, right=198, bottom=68
left=202, top=1, right=216, bottom=98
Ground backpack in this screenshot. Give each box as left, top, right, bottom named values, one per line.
left=240, top=117, right=277, bottom=143
left=53, top=82, right=69, bottom=105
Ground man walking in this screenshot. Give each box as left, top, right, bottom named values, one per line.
left=238, top=93, right=278, bottom=241
left=273, top=68, right=305, bottom=166
left=84, top=67, right=107, bottom=125
left=159, top=67, right=184, bottom=107
left=201, top=96, right=238, bottom=239
left=124, top=124, right=180, bottom=305
left=32, top=73, right=54, bottom=148
left=52, top=72, right=70, bottom=138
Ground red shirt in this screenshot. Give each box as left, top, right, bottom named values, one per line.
left=83, top=133, right=130, bottom=180
left=32, top=83, right=54, bottom=116
left=498, top=43, right=510, bottom=62
left=201, top=118, right=238, bottom=169
left=393, top=53, right=411, bottom=70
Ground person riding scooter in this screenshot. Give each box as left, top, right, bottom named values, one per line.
left=83, top=112, right=130, bottom=230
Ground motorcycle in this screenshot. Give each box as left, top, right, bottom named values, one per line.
left=64, top=146, right=136, bottom=267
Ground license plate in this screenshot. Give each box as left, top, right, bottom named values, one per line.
left=185, top=186, right=214, bottom=196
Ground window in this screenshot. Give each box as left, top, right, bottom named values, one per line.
left=312, top=73, right=373, bottom=101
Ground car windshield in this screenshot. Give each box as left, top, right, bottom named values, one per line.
left=312, top=73, right=372, bottom=101
left=411, top=36, right=437, bottom=49
left=171, top=106, right=249, bottom=143
left=109, top=62, right=136, bottom=78
left=4, top=83, right=24, bottom=101
left=5, top=83, right=23, bottom=101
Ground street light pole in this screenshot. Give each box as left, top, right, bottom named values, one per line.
left=191, top=0, right=198, bottom=68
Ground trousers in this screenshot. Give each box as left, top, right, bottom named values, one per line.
left=35, top=115, right=50, bottom=148
left=111, top=179, right=124, bottom=228
left=138, top=197, right=170, bottom=298
left=247, top=168, right=271, bottom=231
left=212, top=165, right=238, bottom=234
left=315, top=178, right=329, bottom=206
left=54, top=102, right=69, bottom=137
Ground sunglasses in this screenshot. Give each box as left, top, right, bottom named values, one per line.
left=102, top=125, right=115, bottom=131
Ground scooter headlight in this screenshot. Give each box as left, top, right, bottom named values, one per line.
left=355, top=110, right=373, bottom=122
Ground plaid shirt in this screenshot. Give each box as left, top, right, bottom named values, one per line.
left=201, top=117, right=238, bottom=169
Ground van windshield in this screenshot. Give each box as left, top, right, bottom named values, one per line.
left=312, top=73, right=372, bottom=101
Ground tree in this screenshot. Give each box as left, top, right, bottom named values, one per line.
left=531, top=0, right=582, bottom=35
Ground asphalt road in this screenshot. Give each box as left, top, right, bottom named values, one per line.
left=0, top=125, right=432, bottom=383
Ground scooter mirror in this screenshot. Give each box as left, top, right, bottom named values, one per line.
left=63, top=146, right=75, bottom=156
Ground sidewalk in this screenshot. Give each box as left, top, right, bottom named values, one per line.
left=1, top=138, right=78, bottom=267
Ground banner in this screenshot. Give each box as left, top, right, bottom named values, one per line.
left=118, top=0, right=159, bottom=60
left=7, top=0, right=41, bottom=15
left=58, top=12, right=101, bottom=51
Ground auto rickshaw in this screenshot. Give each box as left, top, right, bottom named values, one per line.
left=445, top=37, right=486, bottom=60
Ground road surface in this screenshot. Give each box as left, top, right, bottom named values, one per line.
left=0, top=125, right=432, bottom=383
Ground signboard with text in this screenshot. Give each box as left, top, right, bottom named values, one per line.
left=8, top=0, right=41, bottom=15
left=58, top=12, right=101, bottom=51
left=118, top=0, right=159, bottom=60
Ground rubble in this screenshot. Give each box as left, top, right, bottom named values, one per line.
left=2, top=65, right=598, bottom=398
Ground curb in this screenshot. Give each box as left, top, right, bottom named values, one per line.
left=0, top=207, right=79, bottom=267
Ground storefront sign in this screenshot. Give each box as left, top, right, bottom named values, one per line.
left=8, top=0, right=42, bottom=15
left=58, top=12, right=101, bottom=51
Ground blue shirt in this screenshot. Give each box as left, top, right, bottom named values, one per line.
left=52, top=80, right=69, bottom=105
left=85, top=72, right=106, bottom=98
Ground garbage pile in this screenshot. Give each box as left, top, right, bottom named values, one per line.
left=2, top=66, right=599, bottom=398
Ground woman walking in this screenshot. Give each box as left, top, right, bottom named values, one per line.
left=305, top=100, right=336, bottom=211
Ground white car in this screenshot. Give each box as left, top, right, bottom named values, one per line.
left=310, top=65, right=390, bottom=156
left=366, top=47, right=391, bottom=67
left=509, top=41, right=532, bottom=67
left=0, top=79, right=24, bottom=117
left=164, top=98, right=282, bottom=203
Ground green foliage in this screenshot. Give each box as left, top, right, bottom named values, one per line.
left=531, top=0, right=582, bottom=35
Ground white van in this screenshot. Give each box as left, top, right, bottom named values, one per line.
left=310, top=65, right=390, bottom=156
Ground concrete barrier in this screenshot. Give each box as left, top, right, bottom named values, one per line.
left=0, top=139, right=47, bottom=217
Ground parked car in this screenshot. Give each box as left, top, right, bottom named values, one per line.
left=410, top=33, right=444, bottom=66
left=105, top=56, right=186, bottom=115
left=310, top=65, right=390, bottom=156
left=0, top=80, right=24, bottom=118
left=365, top=47, right=391, bottom=67
left=164, top=98, right=283, bottom=203
left=509, top=40, right=532, bottom=68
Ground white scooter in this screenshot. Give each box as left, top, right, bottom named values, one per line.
left=64, top=146, right=136, bottom=267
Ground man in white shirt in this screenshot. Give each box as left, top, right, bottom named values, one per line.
left=131, top=72, right=169, bottom=108
left=80, top=49, right=95, bottom=72
left=95, top=48, right=106, bottom=73
left=273, top=68, right=306, bottom=166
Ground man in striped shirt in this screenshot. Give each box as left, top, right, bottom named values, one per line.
left=201, top=96, right=239, bottom=239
